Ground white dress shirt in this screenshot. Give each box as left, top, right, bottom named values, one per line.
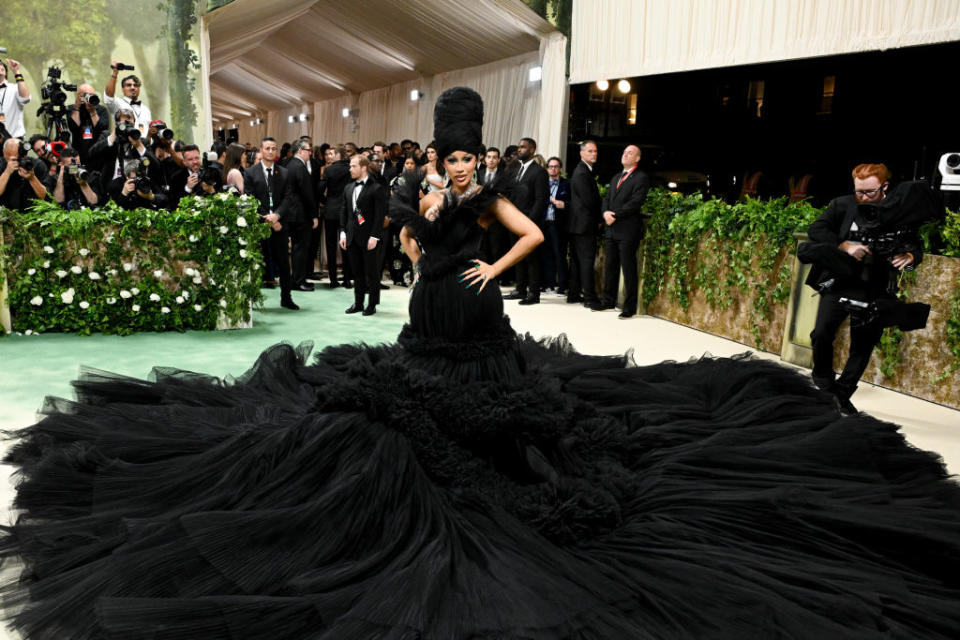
left=103, top=93, right=153, bottom=140
left=0, top=81, right=31, bottom=139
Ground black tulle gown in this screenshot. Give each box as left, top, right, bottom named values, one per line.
left=3, top=180, right=960, bottom=639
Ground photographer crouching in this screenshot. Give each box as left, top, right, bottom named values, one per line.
left=89, top=108, right=164, bottom=199
left=107, top=155, right=167, bottom=210
left=803, top=163, right=936, bottom=415
left=45, top=146, right=100, bottom=209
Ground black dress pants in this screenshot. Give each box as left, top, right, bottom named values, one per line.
left=515, top=245, right=541, bottom=299
left=347, top=239, right=380, bottom=307
left=601, top=234, right=641, bottom=314
left=322, top=218, right=343, bottom=284
left=568, top=232, right=598, bottom=302
left=290, top=219, right=313, bottom=286
left=268, top=227, right=293, bottom=302
left=810, top=292, right=884, bottom=396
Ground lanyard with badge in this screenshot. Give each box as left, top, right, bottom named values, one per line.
left=0, top=84, right=8, bottom=124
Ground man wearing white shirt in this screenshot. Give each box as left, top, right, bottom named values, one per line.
left=103, top=61, right=152, bottom=139
left=0, top=59, right=32, bottom=139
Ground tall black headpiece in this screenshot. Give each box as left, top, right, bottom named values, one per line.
left=433, top=87, right=484, bottom=161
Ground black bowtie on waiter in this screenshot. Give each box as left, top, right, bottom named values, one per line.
left=242, top=162, right=298, bottom=309
left=504, top=160, right=549, bottom=304
left=595, top=165, right=650, bottom=318
left=340, top=177, right=387, bottom=315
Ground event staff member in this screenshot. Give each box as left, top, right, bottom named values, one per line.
left=806, top=163, right=922, bottom=415
left=287, top=139, right=319, bottom=291
left=103, top=62, right=152, bottom=138
left=504, top=137, right=548, bottom=305
left=244, top=137, right=299, bottom=310
left=566, top=140, right=601, bottom=306
left=591, top=144, right=649, bottom=319
left=0, top=59, right=31, bottom=139
left=340, top=154, right=386, bottom=316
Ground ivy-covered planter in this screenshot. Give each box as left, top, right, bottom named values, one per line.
left=0, top=195, right=270, bottom=336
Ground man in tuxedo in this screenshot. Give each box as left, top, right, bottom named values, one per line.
left=567, top=141, right=602, bottom=306
left=243, top=137, right=299, bottom=310
left=287, top=139, right=320, bottom=291
left=374, top=141, right=399, bottom=183
left=321, top=145, right=352, bottom=288
left=504, top=137, right=549, bottom=305
left=542, top=156, right=571, bottom=294
left=339, top=154, right=387, bottom=316
left=591, top=144, right=650, bottom=318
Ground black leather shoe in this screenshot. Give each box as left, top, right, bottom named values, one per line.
left=329, top=281, right=340, bottom=289
left=379, top=283, right=389, bottom=290
left=362, top=305, right=377, bottom=316
left=518, top=296, right=540, bottom=305
left=294, top=283, right=315, bottom=292
left=280, top=299, right=300, bottom=310
left=503, top=291, right=524, bottom=300
left=311, top=271, right=325, bottom=280
left=618, top=310, right=635, bottom=319
left=588, top=302, right=615, bottom=311
left=566, top=295, right=583, bottom=304
left=345, top=304, right=363, bottom=314
left=835, top=395, right=858, bottom=416
left=343, top=281, right=353, bottom=289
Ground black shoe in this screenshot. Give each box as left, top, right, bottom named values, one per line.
left=311, top=271, right=325, bottom=280
left=518, top=296, right=540, bottom=305
left=566, top=295, right=583, bottom=304
left=345, top=304, right=363, bottom=314
left=294, top=283, right=315, bottom=292
left=329, top=281, right=340, bottom=289
left=557, top=287, right=567, bottom=295
left=504, top=291, right=524, bottom=300
left=362, top=305, right=377, bottom=316
left=261, top=281, right=276, bottom=289
left=343, top=281, right=354, bottom=289
left=280, top=299, right=299, bottom=310
left=379, top=283, right=389, bottom=290
left=618, top=310, right=635, bottom=319
left=589, top=302, right=615, bottom=311
left=835, top=396, right=858, bottom=416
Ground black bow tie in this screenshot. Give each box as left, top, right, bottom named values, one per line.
left=0, top=83, right=6, bottom=89
left=355, top=180, right=364, bottom=186
left=129, top=100, right=141, bottom=106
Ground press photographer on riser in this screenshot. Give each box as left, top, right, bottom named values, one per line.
left=104, top=61, right=151, bottom=138
left=0, top=57, right=32, bottom=140
left=44, top=146, right=100, bottom=210
left=170, top=145, right=223, bottom=206
left=87, top=108, right=165, bottom=196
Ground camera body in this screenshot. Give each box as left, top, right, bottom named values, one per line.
left=17, top=140, right=35, bottom=172
left=39, top=66, right=77, bottom=109
left=201, top=151, right=222, bottom=186
left=134, top=158, right=152, bottom=193
left=116, top=121, right=141, bottom=141
left=151, top=120, right=174, bottom=142
left=114, top=62, right=135, bottom=71
left=938, top=153, right=960, bottom=192
left=79, top=92, right=100, bottom=107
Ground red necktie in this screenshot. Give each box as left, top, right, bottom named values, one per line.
left=616, top=168, right=634, bottom=190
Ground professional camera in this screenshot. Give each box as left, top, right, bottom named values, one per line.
left=79, top=91, right=100, bottom=107
left=151, top=120, right=174, bottom=142
left=938, top=153, right=960, bottom=192
left=37, top=66, right=76, bottom=142
left=64, top=164, right=91, bottom=182
left=117, top=121, right=141, bottom=141
left=201, top=151, right=222, bottom=185
left=17, top=140, right=35, bottom=172
left=114, top=62, right=135, bottom=71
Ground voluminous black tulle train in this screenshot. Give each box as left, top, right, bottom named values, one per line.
left=3, top=181, right=960, bottom=639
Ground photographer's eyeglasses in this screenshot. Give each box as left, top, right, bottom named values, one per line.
left=122, top=82, right=140, bottom=88
left=854, top=185, right=885, bottom=198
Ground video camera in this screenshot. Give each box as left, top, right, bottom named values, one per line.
left=37, top=67, right=76, bottom=141
left=114, top=62, right=135, bottom=72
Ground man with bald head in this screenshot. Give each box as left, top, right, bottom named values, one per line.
left=590, top=144, right=650, bottom=319
left=67, top=83, right=110, bottom=167
left=0, top=138, right=48, bottom=210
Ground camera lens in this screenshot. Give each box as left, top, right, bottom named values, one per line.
left=947, top=154, right=960, bottom=169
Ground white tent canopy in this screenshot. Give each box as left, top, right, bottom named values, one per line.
left=203, top=0, right=567, bottom=156
left=570, top=0, right=960, bottom=85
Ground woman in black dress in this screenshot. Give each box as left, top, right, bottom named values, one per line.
left=2, top=87, right=960, bottom=639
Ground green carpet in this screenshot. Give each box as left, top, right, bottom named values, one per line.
left=0, top=286, right=410, bottom=430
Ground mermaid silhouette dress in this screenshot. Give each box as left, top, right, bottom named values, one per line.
left=3, top=179, right=960, bottom=639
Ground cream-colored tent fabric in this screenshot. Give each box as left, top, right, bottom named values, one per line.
left=570, top=0, right=960, bottom=84
left=205, top=0, right=566, bottom=156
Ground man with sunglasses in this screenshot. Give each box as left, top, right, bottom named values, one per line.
left=806, top=163, right=921, bottom=415
left=103, top=61, right=152, bottom=141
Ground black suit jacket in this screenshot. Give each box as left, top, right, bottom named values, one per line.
left=322, top=160, right=350, bottom=221
left=602, top=167, right=650, bottom=240
left=341, top=177, right=387, bottom=246
left=243, top=162, right=294, bottom=226
left=568, top=161, right=602, bottom=235
left=286, top=157, right=317, bottom=224
left=381, top=159, right=401, bottom=183
left=513, top=161, right=549, bottom=223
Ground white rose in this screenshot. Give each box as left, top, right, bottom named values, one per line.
left=120, top=290, right=132, bottom=299
left=238, top=238, right=247, bottom=246
left=149, top=293, right=161, bottom=302
left=27, top=268, right=36, bottom=275
left=79, top=301, right=90, bottom=309
left=161, top=306, right=171, bottom=314
left=210, top=278, right=216, bottom=285
left=219, top=299, right=227, bottom=308
left=106, top=297, right=117, bottom=305
left=131, top=287, right=140, bottom=295
left=219, top=192, right=230, bottom=201
left=43, top=246, right=54, bottom=254
left=236, top=216, right=247, bottom=227
left=70, top=265, right=82, bottom=274
left=239, top=249, right=248, bottom=258
left=25, top=329, right=33, bottom=336
left=78, top=248, right=90, bottom=256
left=61, top=288, right=75, bottom=304
left=42, top=260, right=50, bottom=268
left=153, top=270, right=163, bottom=278
left=194, top=196, right=204, bottom=205
left=240, top=194, right=249, bottom=201
left=175, top=296, right=184, bottom=304
left=56, top=270, right=68, bottom=278
left=194, top=304, right=202, bottom=311
left=30, top=296, right=43, bottom=306
left=216, top=248, right=222, bottom=255
left=189, top=234, right=198, bottom=242
left=219, top=226, right=228, bottom=234
left=88, top=272, right=101, bottom=280
left=193, top=276, right=202, bottom=284
left=184, top=267, right=195, bottom=276
left=182, top=291, right=190, bottom=300
left=132, top=304, right=141, bottom=312
left=106, top=269, right=117, bottom=276
left=123, top=263, right=134, bottom=272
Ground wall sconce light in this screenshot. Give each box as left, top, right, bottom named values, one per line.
left=342, top=107, right=350, bottom=118
left=596, top=79, right=609, bottom=91
left=617, top=79, right=631, bottom=93
left=529, top=66, right=542, bottom=82
left=299, top=113, right=309, bottom=122
left=287, top=115, right=296, bottom=123
left=410, top=89, right=422, bottom=101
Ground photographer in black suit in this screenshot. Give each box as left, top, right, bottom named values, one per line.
left=287, top=139, right=319, bottom=291
left=566, top=141, right=602, bottom=306
left=243, top=137, right=299, bottom=310
left=339, top=154, right=386, bottom=316
left=504, top=137, right=548, bottom=305
left=591, top=144, right=649, bottom=318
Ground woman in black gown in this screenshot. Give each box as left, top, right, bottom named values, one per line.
left=2, top=87, right=960, bottom=639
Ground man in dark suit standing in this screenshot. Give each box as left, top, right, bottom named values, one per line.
left=374, top=141, right=399, bottom=183
left=541, top=156, right=571, bottom=294
left=243, top=137, right=299, bottom=310
left=504, top=137, right=549, bottom=305
left=287, top=139, right=319, bottom=291
left=339, top=154, right=387, bottom=316
left=320, top=145, right=352, bottom=288
left=566, top=141, right=602, bottom=306
left=591, top=144, right=649, bottom=318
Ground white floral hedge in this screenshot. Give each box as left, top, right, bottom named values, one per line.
left=0, top=194, right=270, bottom=336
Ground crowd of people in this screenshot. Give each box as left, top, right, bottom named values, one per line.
left=0, top=56, right=652, bottom=319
